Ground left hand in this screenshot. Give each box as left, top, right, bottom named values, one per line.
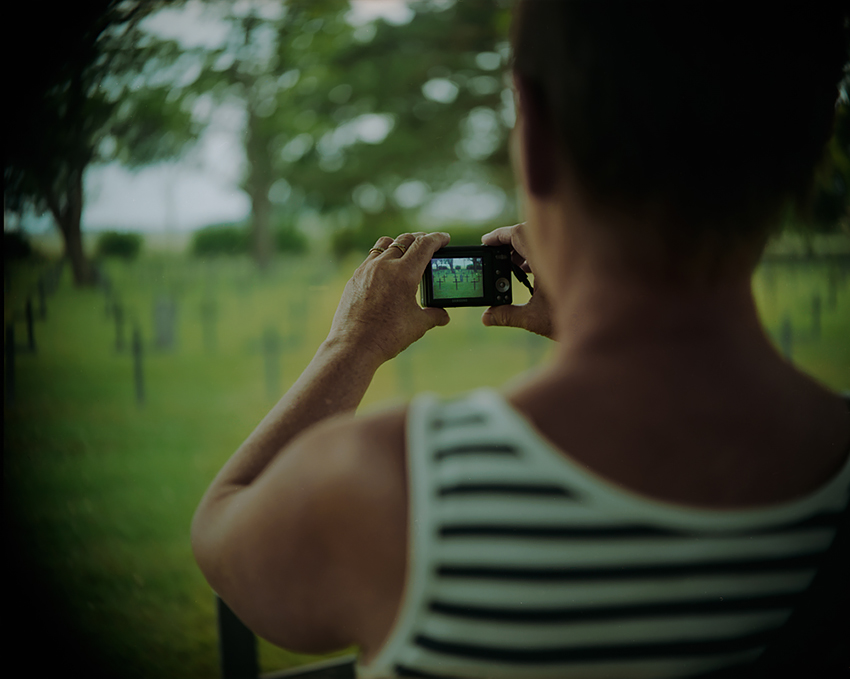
left=326, top=232, right=452, bottom=363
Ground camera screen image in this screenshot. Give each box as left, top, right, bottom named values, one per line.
left=431, top=257, right=484, bottom=299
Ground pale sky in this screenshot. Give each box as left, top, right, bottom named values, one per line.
left=13, top=0, right=506, bottom=235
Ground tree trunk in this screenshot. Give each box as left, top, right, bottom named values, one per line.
left=48, top=167, right=95, bottom=287
left=60, top=216, right=95, bottom=287
left=245, top=105, right=275, bottom=271
left=251, top=188, right=273, bottom=271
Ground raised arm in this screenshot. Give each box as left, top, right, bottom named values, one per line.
left=193, top=231, right=449, bottom=501
left=190, top=231, right=449, bottom=653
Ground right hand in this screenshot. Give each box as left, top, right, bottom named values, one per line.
left=480, top=223, right=555, bottom=340
left=327, top=232, right=452, bottom=363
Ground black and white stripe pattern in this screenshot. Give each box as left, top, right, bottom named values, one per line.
left=359, top=389, right=850, bottom=679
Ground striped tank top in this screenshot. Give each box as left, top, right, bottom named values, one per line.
left=357, top=388, right=850, bottom=679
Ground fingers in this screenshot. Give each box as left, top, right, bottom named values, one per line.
left=367, top=235, right=395, bottom=260
left=483, top=223, right=532, bottom=273
left=369, top=231, right=449, bottom=265
left=401, top=231, right=451, bottom=269
left=383, top=232, right=419, bottom=259
left=481, top=225, right=518, bottom=247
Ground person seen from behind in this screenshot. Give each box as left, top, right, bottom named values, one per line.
left=192, top=2, right=850, bottom=677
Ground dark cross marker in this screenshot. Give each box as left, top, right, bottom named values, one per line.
left=811, top=293, right=821, bottom=341
left=5, top=325, right=15, bottom=403
left=25, top=298, right=36, bottom=352
left=133, top=326, right=145, bottom=407
left=114, top=302, right=125, bottom=353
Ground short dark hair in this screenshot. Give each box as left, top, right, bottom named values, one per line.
left=511, top=0, right=849, bottom=243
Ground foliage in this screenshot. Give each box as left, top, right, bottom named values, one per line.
left=291, top=0, right=517, bottom=256
left=781, top=100, right=850, bottom=239
left=190, top=224, right=250, bottom=256
left=3, top=231, right=34, bottom=260
left=95, top=231, right=144, bottom=259
left=274, top=222, right=309, bottom=255
left=181, top=0, right=515, bottom=263
left=808, top=101, right=850, bottom=232
left=329, top=220, right=502, bottom=259
left=4, top=0, right=199, bottom=285
left=191, top=219, right=308, bottom=257
left=329, top=212, right=404, bottom=259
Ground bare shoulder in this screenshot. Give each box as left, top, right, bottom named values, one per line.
left=502, top=360, right=850, bottom=507
left=215, top=405, right=410, bottom=656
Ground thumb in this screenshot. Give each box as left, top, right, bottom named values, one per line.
left=482, top=304, right=527, bottom=330
left=423, top=307, right=450, bottom=328
left=482, top=300, right=554, bottom=339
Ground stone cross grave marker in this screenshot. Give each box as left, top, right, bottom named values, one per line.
left=113, top=302, right=125, bottom=353
left=154, top=295, right=178, bottom=351
left=133, top=325, right=145, bottom=407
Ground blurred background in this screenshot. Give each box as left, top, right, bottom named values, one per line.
left=4, top=1, right=849, bottom=677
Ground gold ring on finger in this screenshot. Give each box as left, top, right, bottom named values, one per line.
left=389, top=242, right=408, bottom=254
left=369, top=246, right=386, bottom=254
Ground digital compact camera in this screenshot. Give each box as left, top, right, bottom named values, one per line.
left=420, top=245, right=513, bottom=308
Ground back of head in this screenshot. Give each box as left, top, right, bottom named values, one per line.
left=512, top=0, right=849, bottom=247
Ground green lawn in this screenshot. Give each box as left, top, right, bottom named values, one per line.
left=4, top=251, right=848, bottom=677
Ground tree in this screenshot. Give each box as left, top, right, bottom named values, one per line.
left=277, top=0, right=518, bottom=255
left=183, top=0, right=359, bottom=269
left=182, top=0, right=515, bottom=265
left=809, top=100, right=850, bottom=233
left=4, top=0, right=199, bottom=286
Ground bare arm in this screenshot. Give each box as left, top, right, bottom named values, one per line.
left=199, top=336, right=383, bottom=497
left=192, top=231, right=449, bottom=503
left=190, top=231, right=449, bottom=650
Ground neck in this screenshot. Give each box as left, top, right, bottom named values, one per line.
left=551, top=259, right=767, bottom=363
left=529, top=197, right=773, bottom=367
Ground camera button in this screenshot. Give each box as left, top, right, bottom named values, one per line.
left=495, top=277, right=510, bottom=293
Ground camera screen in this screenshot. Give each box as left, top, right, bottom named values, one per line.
left=431, top=257, right=484, bottom=299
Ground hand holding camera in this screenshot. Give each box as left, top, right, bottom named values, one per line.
left=328, top=225, right=553, bottom=368
left=479, top=223, right=555, bottom=340
left=325, top=231, right=452, bottom=363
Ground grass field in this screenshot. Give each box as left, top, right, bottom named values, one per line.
left=4, top=250, right=849, bottom=678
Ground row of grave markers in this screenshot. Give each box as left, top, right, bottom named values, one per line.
left=8, top=259, right=842, bottom=408
left=96, top=266, right=302, bottom=406
left=4, top=261, right=63, bottom=404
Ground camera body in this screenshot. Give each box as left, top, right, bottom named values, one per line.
left=420, top=245, right=512, bottom=308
